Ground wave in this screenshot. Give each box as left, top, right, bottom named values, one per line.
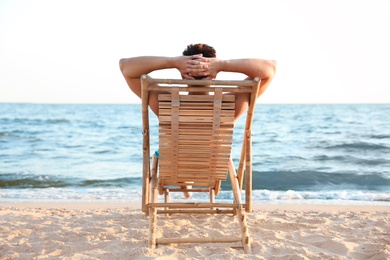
left=250, top=189, right=390, bottom=202
left=312, top=155, right=390, bottom=166
left=0, top=118, right=71, bottom=125
left=325, top=142, right=390, bottom=151
left=0, top=173, right=142, bottom=189
left=2, top=170, right=390, bottom=191
left=1, top=187, right=388, bottom=203
left=220, top=170, right=390, bottom=191
left=367, top=134, right=390, bottom=140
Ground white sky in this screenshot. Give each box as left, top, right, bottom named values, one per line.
left=1, top=0, right=389, bottom=104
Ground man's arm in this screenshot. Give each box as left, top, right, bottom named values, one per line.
left=119, top=56, right=174, bottom=98
left=188, top=58, right=277, bottom=118
left=191, top=58, right=277, bottom=97
left=218, top=59, right=277, bottom=96
left=222, top=59, right=277, bottom=118
left=120, top=55, right=209, bottom=114
left=119, top=55, right=207, bottom=98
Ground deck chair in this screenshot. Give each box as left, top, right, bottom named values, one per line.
left=140, top=74, right=261, bottom=253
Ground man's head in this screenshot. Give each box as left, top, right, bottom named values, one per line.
left=183, top=44, right=216, bottom=79
left=182, top=43, right=216, bottom=58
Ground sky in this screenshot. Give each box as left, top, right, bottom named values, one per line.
left=0, top=0, right=389, bottom=104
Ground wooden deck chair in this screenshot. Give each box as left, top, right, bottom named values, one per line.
left=140, top=75, right=261, bottom=253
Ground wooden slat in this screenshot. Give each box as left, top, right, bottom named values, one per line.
left=148, top=77, right=255, bottom=86
left=159, top=104, right=235, bottom=110
left=159, top=129, right=234, bottom=135
left=159, top=94, right=235, bottom=102
left=157, top=209, right=235, bottom=214
left=158, top=177, right=228, bottom=183
left=157, top=236, right=242, bottom=244
left=148, top=202, right=241, bottom=208
left=159, top=143, right=233, bottom=149
left=159, top=116, right=234, bottom=123
left=159, top=109, right=235, bottom=117
left=159, top=136, right=233, bottom=142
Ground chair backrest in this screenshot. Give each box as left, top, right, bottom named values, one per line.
left=158, top=87, right=235, bottom=189
left=141, top=75, right=260, bottom=195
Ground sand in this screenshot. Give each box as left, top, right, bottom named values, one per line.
left=0, top=202, right=389, bottom=259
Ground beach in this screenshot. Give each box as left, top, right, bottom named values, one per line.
left=1, top=104, right=389, bottom=258
left=1, top=202, right=389, bottom=259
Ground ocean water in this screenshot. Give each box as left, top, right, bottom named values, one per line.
left=1, top=103, right=389, bottom=205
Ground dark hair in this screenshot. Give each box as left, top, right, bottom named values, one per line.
left=182, top=43, right=216, bottom=58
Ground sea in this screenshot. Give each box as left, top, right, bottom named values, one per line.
left=1, top=103, right=389, bottom=205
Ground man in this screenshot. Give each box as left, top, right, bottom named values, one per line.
left=120, top=43, right=276, bottom=198
left=119, top=43, right=277, bottom=120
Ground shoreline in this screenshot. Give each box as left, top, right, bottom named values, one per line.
left=1, top=200, right=389, bottom=212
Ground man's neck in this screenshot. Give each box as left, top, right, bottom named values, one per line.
left=188, top=84, right=210, bottom=95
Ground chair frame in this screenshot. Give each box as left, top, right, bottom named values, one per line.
left=140, top=75, right=261, bottom=253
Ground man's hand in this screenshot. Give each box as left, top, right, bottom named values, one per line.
left=182, top=55, right=211, bottom=79
left=186, top=57, right=221, bottom=80
left=199, top=58, right=220, bottom=80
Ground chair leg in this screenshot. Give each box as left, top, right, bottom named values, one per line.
left=142, top=166, right=150, bottom=213
left=164, top=188, right=170, bottom=216
left=209, top=187, right=215, bottom=203
left=209, top=187, right=215, bottom=211
left=147, top=154, right=159, bottom=217
left=148, top=206, right=157, bottom=249
left=148, top=154, right=159, bottom=249
left=245, top=130, right=253, bottom=213
left=228, top=158, right=252, bottom=254
left=151, top=155, right=158, bottom=202
left=214, top=181, right=221, bottom=195
left=236, top=206, right=251, bottom=254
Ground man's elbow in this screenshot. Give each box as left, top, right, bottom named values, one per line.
left=119, top=58, right=126, bottom=73
left=267, top=60, right=278, bottom=79
left=119, top=58, right=134, bottom=78
left=255, top=59, right=277, bottom=80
